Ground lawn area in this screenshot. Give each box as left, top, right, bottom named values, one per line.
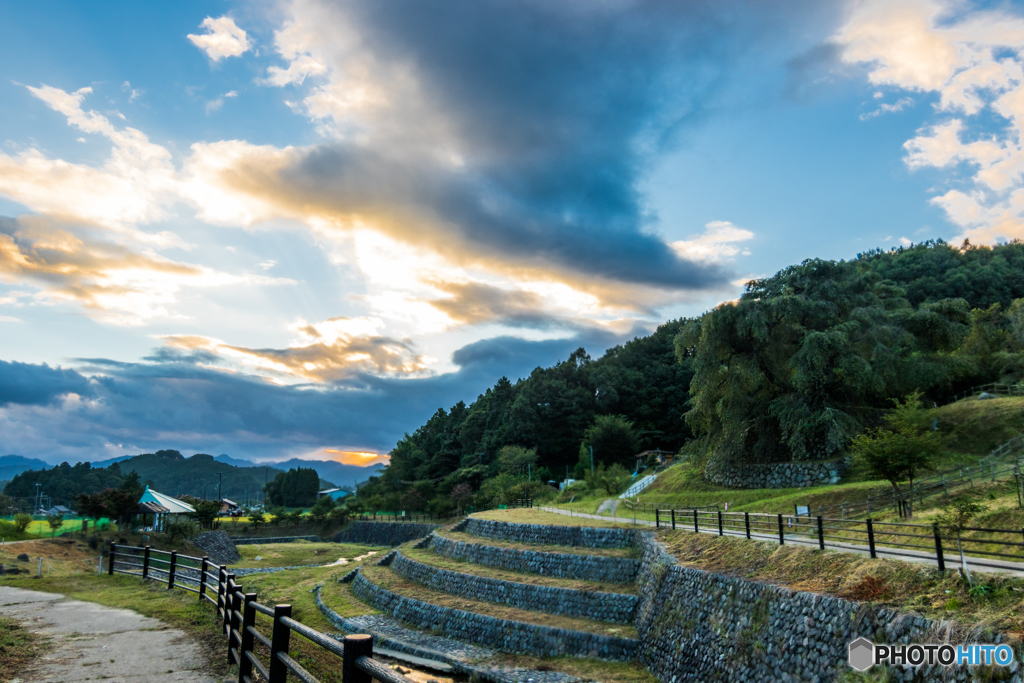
left=439, top=529, right=636, bottom=558
left=231, top=540, right=380, bottom=568
left=401, top=544, right=637, bottom=594
left=471, top=508, right=635, bottom=527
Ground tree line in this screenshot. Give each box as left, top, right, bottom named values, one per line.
left=356, top=240, right=1024, bottom=515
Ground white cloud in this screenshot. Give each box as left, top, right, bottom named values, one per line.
left=206, top=99, right=224, bottom=114
left=836, top=0, right=1024, bottom=244
left=860, top=96, right=914, bottom=119
left=187, top=16, right=251, bottom=62
left=670, top=221, right=755, bottom=263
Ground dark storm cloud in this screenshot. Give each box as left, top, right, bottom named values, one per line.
left=0, top=323, right=648, bottom=461
left=236, top=0, right=834, bottom=295
left=0, top=359, right=94, bottom=407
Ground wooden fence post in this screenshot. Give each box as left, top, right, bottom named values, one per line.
left=142, top=545, right=151, bottom=579
left=777, top=514, right=784, bottom=545
left=655, top=509, right=659, bottom=528
left=238, top=593, right=257, bottom=683
left=218, top=566, right=227, bottom=633
left=693, top=509, right=698, bottom=533
left=817, top=516, right=824, bottom=550
left=342, top=634, right=373, bottom=683
left=268, top=604, right=292, bottom=683
left=866, top=519, right=876, bottom=559
left=108, top=542, right=116, bottom=575
left=199, top=557, right=209, bottom=599
left=227, top=577, right=240, bottom=665
left=718, top=510, right=723, bottom=536
left=167, top=551, right=177, bottom=589
left=933, top=524, right=945, bottom=572
left=745, top=512, right=751, bottom=539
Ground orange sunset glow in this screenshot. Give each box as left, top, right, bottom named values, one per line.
left=323, top=449, right=388, bottom=466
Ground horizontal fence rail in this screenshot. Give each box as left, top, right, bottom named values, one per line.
left=651, top=508, right=1024, bottom=572
left=107, top=542, right=415, bottom=683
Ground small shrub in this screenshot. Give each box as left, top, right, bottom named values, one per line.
left=13, top=513, right=32, bottom=533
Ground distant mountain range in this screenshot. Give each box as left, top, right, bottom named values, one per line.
left=213, top=454, right=386, bottom=488
left=0, top=452, right=385, bottom=502
left=0, top=455, right=50, bottom=482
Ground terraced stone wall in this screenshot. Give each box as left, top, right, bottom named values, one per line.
left=428, top=533, right=639, bottom=583
left=193, top=530, right=241, bottom=564
left=634, top=534, right=1018, bottom=683
left=704, top=457, right=849, bottom=489
left=329, top=521, right=438, bottom=546
left=391, top=551, right=637, bottom=624
left=349, top=570, right=638, bottom=661
left=465, top=519, right=637, bottom=549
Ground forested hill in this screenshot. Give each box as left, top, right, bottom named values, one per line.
left=357, top=240, right=1024, bottom=514
left=3, top=450, right=326, bottom=505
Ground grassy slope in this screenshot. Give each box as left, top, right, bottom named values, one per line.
left=554, top=394, right=1024, bottom=522
left=472, top=508, right=634, bottom=527
left=439, top=530, right=635, bottom=558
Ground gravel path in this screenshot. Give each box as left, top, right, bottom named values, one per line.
left=0, top=585, right=226, bottom=683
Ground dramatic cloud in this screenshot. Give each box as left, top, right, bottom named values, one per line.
left=217, top=0, right=827, bottom=300
left=187, top=16, right=251, bottom=62
left=836, top=0, right=1024, bottom=243
left=160, top=316, right=432, bottom=383
left=671, top=221, right=755, bottom=263
left=0, top=327, right=623, bottom=462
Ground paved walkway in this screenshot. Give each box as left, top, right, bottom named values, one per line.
left=539, top=506, right=1024, bottom=577
left=0, top=586, right=225, bottom=683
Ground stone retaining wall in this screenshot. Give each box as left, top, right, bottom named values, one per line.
left=390, top=551, right=637, bottom=624
left=349, top=570, right=638, bottom=661
left=229, top=535, right=320, bottom=545
left=634, top=533, right=1021, bottom=683
left=329, top=521, right=438, bottom=546
left=193, top=530, right=241, bottom=564
left=428, top=533, right=638, bottom=583
left=704, top=456, right=849, bottom=489
left=466, top=518, right=636, bottom=549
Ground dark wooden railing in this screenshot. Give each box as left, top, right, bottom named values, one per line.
left=108, top=543, right=414, bottom=683
left=652, top=508, right=1024, bottom=572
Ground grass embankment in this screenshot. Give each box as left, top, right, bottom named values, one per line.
left=0, top=615, right=49, bottom=682
left=556, top=395, right=1024, bottom=523
left=360, top=565, right=636, bottom=639
left=401, top=545, right=637, bottom=594
left=472, top=508, right=634, bottom=528
left=439, top=530, right=635, bottom=558
left=659, top=531, right=1024, bottom=644
left=231, top=540, right=380, bottom=569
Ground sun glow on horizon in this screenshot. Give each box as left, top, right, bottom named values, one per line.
left=323, top=448, right=388, bottom=465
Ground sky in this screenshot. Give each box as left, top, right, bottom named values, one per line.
left=2, top=0, right=1024, bottom=466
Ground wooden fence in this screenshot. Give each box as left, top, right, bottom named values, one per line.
left=107, top=543, right=414, bottom=683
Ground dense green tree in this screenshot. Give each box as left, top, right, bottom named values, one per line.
left=582, top=415, right=641, bottom=468
left=264, top=467, right=320, bottom=507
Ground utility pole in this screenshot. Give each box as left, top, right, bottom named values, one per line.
left=590, top=446, right=595, bottom=473
left=35, top=483, right=40, bottom=512
left=218, top=473, right=223, bottom=502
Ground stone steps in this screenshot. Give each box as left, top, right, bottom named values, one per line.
left=390, top=550, right=638, bottom=624
left=350, top=565, right=639, bottom=661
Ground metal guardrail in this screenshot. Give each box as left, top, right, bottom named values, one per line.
left=652, top=508, right=1024, bottom=571
left=107, top=543, right=414, bottom=683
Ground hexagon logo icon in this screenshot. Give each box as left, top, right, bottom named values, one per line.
left=848, top=638, right=875, bottom=672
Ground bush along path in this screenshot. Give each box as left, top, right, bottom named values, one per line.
left=0, top=585, right=226, bottom=683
